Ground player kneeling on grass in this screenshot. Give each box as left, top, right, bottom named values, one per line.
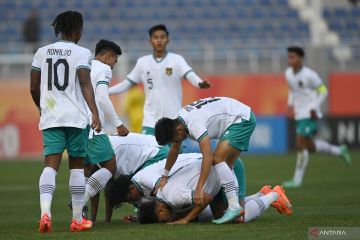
left=82, top=39, right=130, bottom=215
left=31, top=11, right=102, bottom=232
left=85, top=133, right=169, bottom=222
left=155, top=96, right=256, bottom=224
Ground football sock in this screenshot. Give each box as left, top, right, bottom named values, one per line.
left=244, top=192, right=264, bottom=203
left=84, top=168, right=112, bottom=203
left=293, top=149, right=309, bottom=184
left=314, top=139, right=341, bottom=156
left=69, top=169, right=85, bottom=223
left=39, top=167, right=57, bottom=218
left=215, top=162, right=240, bottom=210
left=244, top=192, right=278, bottom=223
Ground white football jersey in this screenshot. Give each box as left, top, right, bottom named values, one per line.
left=131, top=153, right=202, bottom=198
left=285, top=66, right=323, bottom=120
left=178, top=97, right=251, bottom=142
left=109, top=133, right=164, bottom=177
left=32, top=41, right=92, bottom=130
left=126, top=52, right=192, bottom=128
left=156, top=160, right=221, bottom=211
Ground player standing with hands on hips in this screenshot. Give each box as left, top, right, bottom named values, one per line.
left=109, top=24, right=211, bottom=135
left=30, top=10, right=101, bottom=232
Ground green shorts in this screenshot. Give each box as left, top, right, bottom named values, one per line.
left=132, top=145, right=170, bottom=177
left=85, top=128, right=114, bottom=165
left=141, top=126, right=155, bottom=136
left=210, top=158, right=246, bottom=207
left=42, top=127, right=87, bottom=157
left=296, top=118, right=317, bottom=138
left=220, top=111, right=256, bottom=152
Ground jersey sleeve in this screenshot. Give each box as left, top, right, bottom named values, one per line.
left=96, top=69, right=112, bottom=87
left=76, top=49, right=92, bottom=71
left=126, top=59, right=142, bottom=84
left=187, top=119, right=208, bottom=142
left=177, top=55, right=193, bottom=79
left=308, top=70, right=323, bottom=89
left=31, top=49, right=42, bottom=71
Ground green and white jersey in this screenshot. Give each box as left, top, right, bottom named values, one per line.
left=127, top=52, right=192, bottom=128
left=156, top=160, right=221, bottom=211
left=178, top=97, right=251, bottom=142
left=285, top=66, right=323, bottom=120
left=109, top=133, right=162, bottom=177
left=89, top=60, right=122, bottom=134
left=32, top=41, right=92, bottom=130
left=131, top=153, right=202, bottom=198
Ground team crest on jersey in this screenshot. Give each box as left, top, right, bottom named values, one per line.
left=165, top=68, right=173, bottom=76
left=298, top=80, right=303, bottom=88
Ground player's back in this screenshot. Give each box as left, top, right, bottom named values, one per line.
left=32, top=41, right=92, bottom=130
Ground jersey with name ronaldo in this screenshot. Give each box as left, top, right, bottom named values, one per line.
left=109, top=133, right=163, bottom=177
left=126, top=52, right=192, bottom=128
left=156, top=160, right=221, bottom=211
left=131, top=153, right=202, bottom=198
left=178, top=97, right=251, bottom=142
left=285, top=66, right=323, bottom=120
left=32, top=41, right=92, bottom=130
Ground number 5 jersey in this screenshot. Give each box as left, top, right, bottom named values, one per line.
left=31, top=40, right=92, bottom=130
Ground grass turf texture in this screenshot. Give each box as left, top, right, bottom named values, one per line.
left=0, top=152, right=359, bottom=240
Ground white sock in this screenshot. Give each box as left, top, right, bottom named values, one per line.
left=69, top=169, right=86, bottom=223
left=84, top=177, right=89, bottom=184
left=215, top=162, right=240, bottom=210
left=315, top=139, right=341, bottom=156
left=84, top=168, right=112, bottom=203
left=244, top=192, right=264, bottom=203
left=244, top=192, right=278, bottom=223
left=293, top=149, right=309, bottom=184
left=39, top=167, right=57, bottom=218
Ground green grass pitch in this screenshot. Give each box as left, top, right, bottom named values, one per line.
left=0, top=152, right=359, bottom=240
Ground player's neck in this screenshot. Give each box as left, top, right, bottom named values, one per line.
left=153, top=51, right=167, bottom=59
left=292, top=65, right=303, bottom=74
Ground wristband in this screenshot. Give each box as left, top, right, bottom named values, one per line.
left=163, top=169, right=170, bottom=177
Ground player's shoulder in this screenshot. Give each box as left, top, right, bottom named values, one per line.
left=91, top=59, right=111, bottom=72
left=72, top=44, right=92, bottom=56
left=284, top=67, right=292, bottom=75
left=137, top=54, right=152, bottom=63
left=167, top=52, right=185, bottom=61
left=302, top=66, right=318, bottom=76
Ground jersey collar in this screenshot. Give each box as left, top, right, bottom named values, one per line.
left=152, top=51, right=168, bottom=63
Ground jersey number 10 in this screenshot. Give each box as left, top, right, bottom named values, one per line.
left=46, top=58, right=69, bottom=91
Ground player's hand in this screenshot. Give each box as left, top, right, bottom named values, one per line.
left=168, top=218, right=189, bottom=225
left=117, top=125, right=129, bottom=136
left=154, top=176, right=168, bottom=194
left=310, top=110, right=318, bottom=120
left=287, top=106, right=294, bottom=119
left=194, top=185, right=204, bottom=206
left=199, top=80, right=212, bottom=89
left=91, top=114, right=102, bottom=132
left=121, top=215, right=137, bottom=223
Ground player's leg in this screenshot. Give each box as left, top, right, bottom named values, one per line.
left=66, top=127, right=92, bottom=231
left=308, top=139, right=351, bottom=165
left=39, top=127, right=66, bottom=233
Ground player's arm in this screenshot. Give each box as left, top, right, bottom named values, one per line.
left=78, top=68, right=101, bottom=131
left=108, top=79, right=136, bottom=95
left=185, top=71, right=211, bottom=89
left=104, top=193, right=113, bottom=223
left=309, top=72, right=328, bottom=119
left=195, top=135, right=213, bottom=205
left=156, top=142, right=181, bottom=192
left=90, top=193, right=100, bottom=222
left=30, top=69, right=41, bottom=112
left=169, top=192, right=213, bottom=224
left=97, top=81, right=129, bottom=136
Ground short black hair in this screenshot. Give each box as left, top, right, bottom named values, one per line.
left=104, top=175, right=132, bottom=209
left=137, top=200, right=159, bottom=224
left=287, top=46, right=305, bottom=58
left=148, top=24, right=169, bottom=37
left=51, top=10, right=83, bottom=37
left=95, top=39, right=122, bottom=56
left=155, top=117, right=178, bottom=145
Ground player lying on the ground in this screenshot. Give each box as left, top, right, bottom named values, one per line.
left=283, top=46, right=351, bottom=189
left=86, top=133, right=169, bottom=222
left=82, top=39, right=129, bottom=219
left=155, top=96, right=256, bottom=224
left=31, top=10, right=102, bottom=232
left=108, top=24, right=211, bottom=136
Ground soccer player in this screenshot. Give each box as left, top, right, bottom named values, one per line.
left=88, top=133, right=169, bottom=222
left=283, top=46, right=352, bottom=188
left=108, top=24, right=211, bottom=135
left=83, top=39, right=129, bottom=212
left=30, top=11, right=101, bottom=232
left=154, top=96, right=256, bottom=224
